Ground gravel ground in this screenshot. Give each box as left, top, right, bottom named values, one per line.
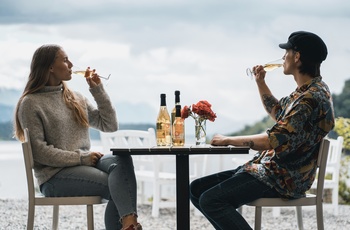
left=1, top=199, right=350, bottom=230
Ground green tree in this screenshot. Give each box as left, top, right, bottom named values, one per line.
left=332, top=79, right=350, bottom=118
left=229, top=116, right=275, bottom=136
left=333, top=117, right=350, bottom=152
left=333, top=117, right=350, bottom=204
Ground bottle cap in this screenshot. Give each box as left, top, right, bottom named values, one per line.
left=160, top=93, right=166, bottom=106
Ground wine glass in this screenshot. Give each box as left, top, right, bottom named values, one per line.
left=71, top=66, right=111, bottom=81
left=246, top=58, right=284, bottom=79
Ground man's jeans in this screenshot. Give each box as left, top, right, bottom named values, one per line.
left=190, top=167, right=279, bottom=230
left=41, top=154, right=136, bottom=230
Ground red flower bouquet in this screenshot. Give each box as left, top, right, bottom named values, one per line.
left=181, top=100, right=216, bottom=145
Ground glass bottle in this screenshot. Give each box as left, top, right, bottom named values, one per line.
left=156, top=94, right=171, bottom=146
left=171, top=90, right=180, bottom=125
left=172, top=105, right=185, bottom=146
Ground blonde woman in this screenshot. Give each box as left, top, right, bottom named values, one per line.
left=14, top=44, right=142, bottom=230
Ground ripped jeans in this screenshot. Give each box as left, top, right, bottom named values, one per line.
left=40, top=154, right=137, bottom=230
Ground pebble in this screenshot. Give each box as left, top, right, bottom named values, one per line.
left=1, top=199, right=350, bottom=229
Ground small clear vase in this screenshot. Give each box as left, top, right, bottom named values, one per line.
left=195, top=119, right=206, bottom=145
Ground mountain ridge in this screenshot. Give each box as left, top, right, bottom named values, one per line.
left=0, top=87, right=245, bottom=138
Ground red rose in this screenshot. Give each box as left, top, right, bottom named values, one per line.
left=181, top=100, right=216, bottom=122
left=191, top=104, right=198, bottom=114
left=181, top=105, right=190, bottom=119
left=198, top=100, right=212, bottom=108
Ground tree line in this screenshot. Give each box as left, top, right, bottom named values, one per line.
left=230, top=79, right=350, bottom=153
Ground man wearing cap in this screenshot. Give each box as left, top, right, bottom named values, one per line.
left=190, top=31, right=335, bottom=230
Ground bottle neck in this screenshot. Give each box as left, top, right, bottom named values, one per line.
left=160, top=94, right=166, bottom=106
left=175, top=90, right=180, bottom=104
left=175, top=105, right=181, bottom=117
left=175, top=95, right=180, bottom=104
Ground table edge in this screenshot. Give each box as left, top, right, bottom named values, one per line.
left=110, top=145, right=250, bottom=155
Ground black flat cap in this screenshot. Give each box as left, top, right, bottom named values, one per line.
left=279, top=31, right=327, bottom=63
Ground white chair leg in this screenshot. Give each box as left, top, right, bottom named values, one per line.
left=151, top=183, right=160, bottom=217
left=136, top=181, right=142, bottom=204
left=27, top=202, right=35, bottom=230
left=254, top=207, right=262, bottom=230
left=87, top=205, right=94, bottom=230
left=333, top=187, right=339, bottom=216
left=52, top=205, right=59, bottom=230
left=140, top=181, right=145, bottom=204
left=316, top=204, right=324, bottom=230
left=296, top=206, right=304, bottom=230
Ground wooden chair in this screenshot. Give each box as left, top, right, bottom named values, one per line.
left=100, top=128, right=207, bottom=217
left=310, top=136, right=343, bottom=216
left=245, top=138, right=331, bottom=230
left=22, top=128, right=104, bottom=230
left=250, top=136, right=344, bottom=218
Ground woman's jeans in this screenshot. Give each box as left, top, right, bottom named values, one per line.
left=40, top=154, right=136, bottom=230
left=190, top=167, right=280, bottom=230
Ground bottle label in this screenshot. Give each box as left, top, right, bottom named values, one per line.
left=156, top=121, right=171, bottom=146
left=156, top=122, right=165, bottom=138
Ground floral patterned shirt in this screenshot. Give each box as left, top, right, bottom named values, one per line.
left=241, top=76, right=335, bottom=198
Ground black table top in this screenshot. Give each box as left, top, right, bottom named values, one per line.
left=111, top=144, right=250, bottom=155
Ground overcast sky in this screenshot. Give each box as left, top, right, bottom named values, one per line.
left=1, top=0, right=350, bottom=135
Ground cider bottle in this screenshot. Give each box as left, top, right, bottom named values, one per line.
left=156, top=94, right=171, bottom=146
left=172, top=105, right=185, bottom=146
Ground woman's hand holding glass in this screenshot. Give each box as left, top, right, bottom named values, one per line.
left=85, top=67, right=101, bottom=87
left=72, top=66, right=111, bottom=87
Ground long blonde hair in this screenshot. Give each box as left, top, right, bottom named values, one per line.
left=14, top=44, right=89, bottom=141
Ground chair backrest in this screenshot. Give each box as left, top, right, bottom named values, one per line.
left=314, top=138, right=331, bottom=199
left=190, top=155, right=208, bottom=179
left=100, top=128, right=161, bottom=177
left=311, top=136, right=343, bottom=189
left=21, top=128, right=36, bottom=199
left=325, top=136, right=343, bottom=181
left=100, top=128, right=157, bottom=153
left=99, top=128, right=207, bottom=179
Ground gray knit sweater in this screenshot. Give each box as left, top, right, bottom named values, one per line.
left=18, top=84, right=118, bottom=185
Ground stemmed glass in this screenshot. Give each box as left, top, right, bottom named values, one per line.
left=246, top=58, right=284, bottom=79
left=72, top=66, right=111, bottom=81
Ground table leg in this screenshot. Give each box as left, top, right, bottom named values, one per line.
left=176, top=154, right=190, bottom=230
